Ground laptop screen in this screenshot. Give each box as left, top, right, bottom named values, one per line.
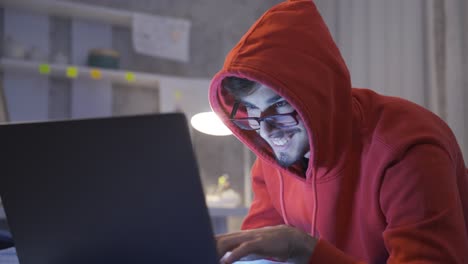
left=0, top=113, right=218, bottom=264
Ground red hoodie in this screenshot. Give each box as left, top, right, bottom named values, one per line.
left=209, top=0, right=468, bottom=262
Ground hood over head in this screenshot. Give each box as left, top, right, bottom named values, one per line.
left=209, top=0, right=353, bottom=180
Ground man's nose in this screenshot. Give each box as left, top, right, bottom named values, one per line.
left=259, top=120, right=276, bottom=137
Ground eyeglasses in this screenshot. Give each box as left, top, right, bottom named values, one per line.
left=229, top=102, right=299, bottom=130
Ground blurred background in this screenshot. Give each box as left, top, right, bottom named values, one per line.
left=0, top=0, right=466, bottom=238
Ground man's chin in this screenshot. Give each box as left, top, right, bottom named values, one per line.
left=276, top=153, right=296, bottom=167
left=277, top=160, right=292, bottom=167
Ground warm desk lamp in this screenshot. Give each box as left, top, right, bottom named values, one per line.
left=190, top=111, right=252, bottom=207
left=190, top=111, right=232, bottom=136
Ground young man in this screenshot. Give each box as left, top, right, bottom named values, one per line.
left=209, top=0, right=468, bottom=263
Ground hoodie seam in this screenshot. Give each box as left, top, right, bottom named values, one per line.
left=230, top=5, right=283, bottom=66
left=374, top=135, right=398, bottom=152
left=316, top=167, right=347, bottom=184
left=352, top=96, right=366, bottom=130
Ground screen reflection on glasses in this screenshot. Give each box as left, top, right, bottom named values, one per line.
left=229, top=101, right=299, bottom=130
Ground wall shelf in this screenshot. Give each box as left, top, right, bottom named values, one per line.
left=0, top=58, right=160, bottom=89
left=0, top=1, right=251, bottom=228
left=0, top=0, right=133, bottom=28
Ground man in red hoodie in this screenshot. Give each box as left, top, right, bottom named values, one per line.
left=210, top=0, right=468, bottom=263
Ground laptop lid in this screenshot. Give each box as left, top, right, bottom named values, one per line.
left=0, top=113, right=218, bottom=264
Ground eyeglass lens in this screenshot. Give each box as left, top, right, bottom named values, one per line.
left=234, top=114, right=297, bottom=130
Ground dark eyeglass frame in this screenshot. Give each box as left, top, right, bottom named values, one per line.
left=229, top=102, right=299, bottom=131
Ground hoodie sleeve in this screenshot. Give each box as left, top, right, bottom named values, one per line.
left=309, top=144, right=468, bottom=263
left=379, top=144, right=467, bottom=263
left=241, top=159, right=285, bottom=230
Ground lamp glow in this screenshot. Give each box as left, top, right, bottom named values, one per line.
left=190, top=112, right=232, bottom=136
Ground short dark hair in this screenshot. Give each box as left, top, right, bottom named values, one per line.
left=221, top=76, right=261, bottom=100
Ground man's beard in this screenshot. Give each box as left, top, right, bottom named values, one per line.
left=276, top=152, right=298, bottom=167
left=270, top=128, right=303, bottom=167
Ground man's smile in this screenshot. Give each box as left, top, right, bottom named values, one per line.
left=268, top=128, right=300, bottom=150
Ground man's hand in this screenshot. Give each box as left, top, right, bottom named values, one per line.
left=216, top=225, right=317, bottom=264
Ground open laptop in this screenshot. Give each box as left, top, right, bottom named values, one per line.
left=0, top=113, right=219, bottom=264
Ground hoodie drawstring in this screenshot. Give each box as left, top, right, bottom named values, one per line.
left=311, top=169, right=318, bottom=237
left=278, top=170, right=290, bottom=225
left=279, top=169, right=320, bottom=238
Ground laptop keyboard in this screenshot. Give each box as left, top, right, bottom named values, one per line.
left=0, top=247, right=19, bottom=264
